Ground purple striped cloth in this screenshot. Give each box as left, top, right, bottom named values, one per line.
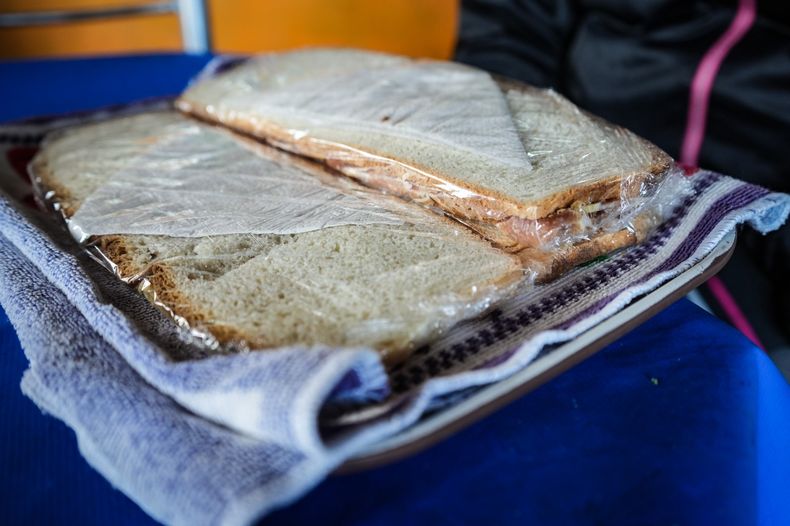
left=0, top=107, right=788, bottom=525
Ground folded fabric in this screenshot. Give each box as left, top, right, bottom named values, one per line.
left=0, top=111, right=788, bottom=525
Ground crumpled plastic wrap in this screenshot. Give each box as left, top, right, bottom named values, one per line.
left=29, top=111, right=524, bottom=362
left=63, top=113, right=406, bottom=241
left=176, top=50, right=691, bottom=266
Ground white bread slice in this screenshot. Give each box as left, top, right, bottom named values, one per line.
left=31, top=111, right=522, bottom=364
left=176, top=48, right=672, bottom=253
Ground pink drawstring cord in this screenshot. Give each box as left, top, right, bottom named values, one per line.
left=706, top=275, right=764, bottom=347
left=680, top=0, right=763, bottom=349
left=680, top=0, right=757, bottom=169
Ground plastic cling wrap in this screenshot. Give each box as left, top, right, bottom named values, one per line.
left=57, top=112, right=406, bottom=241
left=177, top=49, right=689, bottom=261
left=30, top=111, right=524, bottom=364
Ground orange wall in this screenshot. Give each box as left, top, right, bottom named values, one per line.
left=0, top=0, right=458, bottom=59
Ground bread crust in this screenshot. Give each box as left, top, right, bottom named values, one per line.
left=29, top=154, right=78, bottom=217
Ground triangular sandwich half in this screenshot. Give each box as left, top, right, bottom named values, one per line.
left=177, top=49, right=672, bottom=268
left=31, top=111, right=522, bottom=364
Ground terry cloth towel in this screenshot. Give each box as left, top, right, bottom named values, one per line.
left=1, top=107, right=788, bottom=525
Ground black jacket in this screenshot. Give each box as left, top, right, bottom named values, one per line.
left=455, top=0, right=790, bottom=343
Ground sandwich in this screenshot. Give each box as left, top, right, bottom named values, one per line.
left=177, top=48, right=674, bottom=279
left=31, top=111, right=522, bottom=364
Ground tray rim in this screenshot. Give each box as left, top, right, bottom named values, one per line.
left=337, top=231, right=736, bottom=474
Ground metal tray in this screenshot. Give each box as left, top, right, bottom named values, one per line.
left=339, top=231, right=736, bottom=473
